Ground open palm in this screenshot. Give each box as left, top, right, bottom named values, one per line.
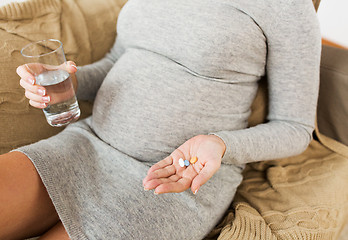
left=142, top=134, right=226, bottom=194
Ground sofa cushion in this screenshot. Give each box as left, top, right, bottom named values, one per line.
left=317, top=45, right=348, bottom=146
left=74, top=0, right=127, bottom=62
left=0, top=0, right=125, bottom=154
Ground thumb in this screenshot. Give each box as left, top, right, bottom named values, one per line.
left=66, top=61, right=78, bottom=74
left=191, top=162, right=217, bottom=194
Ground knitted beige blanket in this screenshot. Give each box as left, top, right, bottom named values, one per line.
left=205, top=124, right=348, bottom=239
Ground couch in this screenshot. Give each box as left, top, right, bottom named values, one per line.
left=1, top=0, right=348, bottom=239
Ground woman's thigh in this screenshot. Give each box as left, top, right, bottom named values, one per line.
left=39, top=221, right=70, bottom=240
left=0, top=151, right=59, bottom=240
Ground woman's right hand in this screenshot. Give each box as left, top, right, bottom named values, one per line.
left=16, top=61, right=78, bottom=109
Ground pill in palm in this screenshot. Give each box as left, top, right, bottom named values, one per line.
left=184, top=160, right=190, bottom=166
left=179, top=158, right=185, bottom=167
left=190, top=156, right=198, bottom=164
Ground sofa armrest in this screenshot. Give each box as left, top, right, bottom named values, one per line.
left=317, top=45, right=348, bottom=146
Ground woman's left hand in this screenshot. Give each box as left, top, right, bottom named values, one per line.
left=142, top=135, right=226, bottom=195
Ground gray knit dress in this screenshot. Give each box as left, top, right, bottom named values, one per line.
left=15, top=0, right=321, bottom=239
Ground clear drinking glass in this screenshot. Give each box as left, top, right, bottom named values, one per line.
left=21, top=39, right=80, bottom=127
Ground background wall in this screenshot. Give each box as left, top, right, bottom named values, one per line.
left=317, top=0, right=348, bottom=48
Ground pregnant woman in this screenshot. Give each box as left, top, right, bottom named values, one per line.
left=0, top=0, right=321, bottom=239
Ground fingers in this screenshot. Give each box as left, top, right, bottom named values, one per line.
left=191, top=161, right=218, bottom=194
left=17, top=61, right=77, bottom=109
left=143, top=175, right=180, bottom=191
left=62, top=61, right=77, bottom=74
left=16, top=65, right=36, bottom=84
left=39, top=61, right=77, bottom=74
left=143, top=164, right=176, bottom=185
left=28, top=100, right=48, bottom=109
left=25, top=90, right=50, bottom=103
left=154, top=178, right=191, bottom=194
left=20, top=78, right=46, bottom=95
left=144, top=159, right=218, bottom=195
left=18, top=64, right=48, bottom=109
left=146, top=155, right=173, bottom=175
left=19, top=78, right=49, bottom=108
left=143, top=163, right=199, bottom=194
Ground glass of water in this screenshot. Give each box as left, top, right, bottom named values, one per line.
left=21, top=39, right=80, bottom=127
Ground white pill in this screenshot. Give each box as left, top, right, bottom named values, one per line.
left=179, top=158, right=185, bottom=167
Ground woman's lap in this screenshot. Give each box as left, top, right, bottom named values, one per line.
left=10, top=119, right=243, bottom=239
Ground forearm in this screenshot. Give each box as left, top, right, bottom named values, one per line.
left=213, top=120, right=313, bottom=165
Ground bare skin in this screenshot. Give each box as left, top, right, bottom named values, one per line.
left=39, top=221, right=70, bottom=240
left=0, top=151, right=70, bottom=239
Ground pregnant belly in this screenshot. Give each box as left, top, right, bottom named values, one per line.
left=91, top=49, right=257, bottom=162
